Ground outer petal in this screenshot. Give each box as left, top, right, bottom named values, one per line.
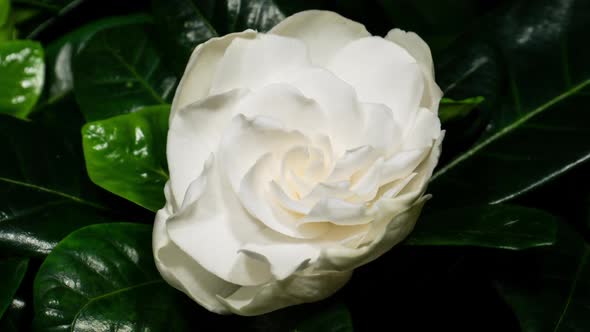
left=171, top=30, right=257, bottom=119
left=386, top=29, right=443, bottom=112
left=165, top=156, right=273, bottom=286
left=386, top=29, right=434, bottom=74
left=317, top=195, right=428, bottom=272
left=167, top=89, right=248, bottom=204
left=270, top=10, right=370, bottom=66
left=327, top=37, right=424, bottom=127
left=210, top=34, right=312, bottom=95
left=218, top=270, right=352, bottom=316
left=153, top=182, right=237, bottom=314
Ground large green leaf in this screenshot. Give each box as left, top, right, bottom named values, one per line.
left=150, top=0, right=315, bottom=73
left=0, top=40, right=44, bottom=118
left=11, top=0, right=85, bottom=39
left=0, top=112, right=115, bottom=256
left=73, top=23, right=177, bottom=121
left=494, top=225, right=590, bottom=331
left=33, top=223, right=189, bottom=332
left=0, top=258, right=28, bottom=319
left=0, top=294, right=28, bottom=332
left=406, top=205, right=558, bottom=250
left=151, top=0, right=216, bottom=73
left=195, top=0, right=289, bottom=34
left=42, top=14, right=151, bottom=105
left=82, top=105, right=169, bottom=211
left=429, top=0, right=590, bottom=210
left=378, top=0, right=507, bottom=52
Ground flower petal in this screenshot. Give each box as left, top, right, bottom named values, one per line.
left=167, top=89, right=248, bottom=204
left=220, top=113, right=307, bottom=193
left=153, top=183, right=237, bottom=314
left=403, top=107, right=441, bottom=150
left=386, top=29, right=442, bottom=112
left=210, top=34, right=312, bottom=95
left=166, top=156, right=273, bottom=286
left=270, top=10, right=370, bottom=65
left=171, top=30, right=257, bottom=119
left=218, top=270, right=352, bottom=316
left=327, top=36, right=423, bottom=127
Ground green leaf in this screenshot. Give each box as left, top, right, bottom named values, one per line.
left=151, top=0, right=216, bottom=73
left=494, top=225, right=590, bottom=331
left=33, top=223, right=189, bottom=332
left=439, top=96, right=484, bottom=123
left=0, top=41, right=44, bottom=118
left=406, top=205, right=558, bottom=250
left=0, top=294, right=29, bottom=332
left=429, top=0, right=590, bottom=210
left=150, top=0, right=304, bottom=72
left=0, top=258, right=28, bottom=319
left=197, top=0, right=288, bottom=34
left=0, top=0, right=9, bottom=26
left=42, top=14, right=152, bottom=105
left=82, top=105, right=169, bottom=211
left=73, top=23, right=177, bottom=121
left=378, top=0, right=500, bottom=53
left=11, top=0, right=85, bottom=39
left=0, top=112, right=115, bottom=256
left=293, top=304, right=353, bottom=332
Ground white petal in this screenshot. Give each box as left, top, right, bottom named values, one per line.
left=166, top=156, right=273, bottom=286
left=171, top=30, right=257, bottom=119
left=270, top=10, right=370, bottom=65
left=386, top=29, right=434, bottom=74
left=301, top=198, right=373, bottom=226
left=318, top=196, right=428, bottom=271
left=152, top=183, right=237, bottom=314
left=235, top=83, right=328, bottom=138
left=210, top=34, right=312, bottom=95
left=218, top=270, right=352, bottom=316
left=241, top=153, right=301, bottom=238
left=220, top=113, right=307, bottom=193
left=287, top=68, right=364, bottom=154
left=327, top=145, right=379, bottom=182
left=167, top=89, right=248, bottom=204
left=240, top=241, right=319, bottom=280
left=403, top=107, right=441, bottom=150
left=385, top=29, right=443, bottom=112
left=358, top=102, right=402, bottom=156
left=327, top=37, right=424, bottom=127
left=400, top=132, right=445, bottom=197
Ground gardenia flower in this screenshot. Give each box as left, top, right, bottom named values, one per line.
left=153, top=10, right=443, bottom=316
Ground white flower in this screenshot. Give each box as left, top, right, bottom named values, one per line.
left=153, top=10, right=443, bottom=316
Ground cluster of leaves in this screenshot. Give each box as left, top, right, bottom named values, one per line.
left=0, top=0, right=588, bottom=331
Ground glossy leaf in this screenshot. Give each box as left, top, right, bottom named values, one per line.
left=0, top=113, right=114, bottom=256
left=11, top=0, right=85, bottom=39
left=151, top=0, right=216, bottom=73
left=494, top=225, right=590, bottom=331
left=429, top=0, right=590, bottom=210
left=0, top=258, right=28, bottom=319
left=293, top=304, right=353, bottom=332
left=73, top=23, right=177, bottom=121
left=82, top=105, right=169, bottom=211
left=196, top=0, right=288, bottom=34
left=42, top=14, right=151, bottom=104
left=33, top=223, right=189, bottom=332
left=439, top=96, right=484, bottom=124
left=0, top=41, right=44, bottom=118
left=406, top=205, right=558, bottom=250
left=379, top=0, right=510, bottom=52
left=0, top=294, right=29, bottom=332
